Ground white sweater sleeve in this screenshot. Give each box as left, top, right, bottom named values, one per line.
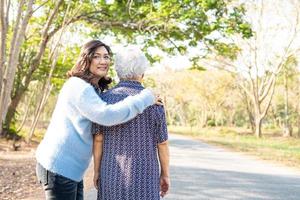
left=75, top=85, right=155, bottom=126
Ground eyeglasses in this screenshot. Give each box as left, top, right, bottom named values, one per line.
left=92, top=55, right=111, bottom=61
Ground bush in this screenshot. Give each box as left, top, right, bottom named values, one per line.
left=207, top=119, right=216, bottom=127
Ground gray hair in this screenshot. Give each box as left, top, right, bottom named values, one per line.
left=115, top=46, right=150, bottom=79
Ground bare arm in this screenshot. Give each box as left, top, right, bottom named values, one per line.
left=158, top=140, right=170, bottom=197
left=93, top=133, right=103, bottom=190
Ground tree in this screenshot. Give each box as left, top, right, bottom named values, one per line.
left=1, top=0, right=252, bottom=136
left=268, top=58, right=300, bottom=136
left=199, top=0, right=300, bottom=137
left=0, top=0, right=35, bottom=135
left=281, top=56, right=298, bottom=137
left=149, top=68, right=239, bottom=128
left=1, top=0, right=103, bottom=133
left=82, top=0, right=252, bottom=62
left=4, top=0, right=72, bottom=131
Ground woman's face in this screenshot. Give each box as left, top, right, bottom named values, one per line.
left=89, top=46, right=111, bottom=78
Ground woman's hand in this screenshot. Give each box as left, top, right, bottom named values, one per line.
left=150, top=89, right=163, bottom=106
left=93, top=172, right=100, bottom=190
left=160, top=175, right=170, bottom=197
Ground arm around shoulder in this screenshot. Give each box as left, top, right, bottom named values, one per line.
left=76, top=87, right=155, bottom=126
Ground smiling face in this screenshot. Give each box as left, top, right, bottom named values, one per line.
left=89, top=46, right=111, bottom=78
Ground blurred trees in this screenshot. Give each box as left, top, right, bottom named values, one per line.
left=199, top=0, right=300, bottom=137
left=2, top=0, right=300, bottom=140
left=149, top=69, right=241, bottom=128
left=148, top=67, right=300, bottom=136
left=0, top=0, right=252, bottom=138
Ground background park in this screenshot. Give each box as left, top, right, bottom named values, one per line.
left=0, top=0, right=300, bottom=199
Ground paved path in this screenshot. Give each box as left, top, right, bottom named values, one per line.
left=85, top=134, right=300, bottom=200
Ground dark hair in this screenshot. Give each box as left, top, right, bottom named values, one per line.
left=67, top=40, right=113, bottom=91
left=98, top=76, right=112, bottom=92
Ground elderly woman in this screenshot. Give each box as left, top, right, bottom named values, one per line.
left=92, top=47, right=170, bottom=200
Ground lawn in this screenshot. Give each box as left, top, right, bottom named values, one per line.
left=168, top=126, right=300, bottom=169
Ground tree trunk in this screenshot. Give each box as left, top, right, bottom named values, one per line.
left=16, top=91, right=34, bottom=132
left=228, top=110, right=235, bottom=127
left=0, top=0, right=9, bottom=135
left=283, top=68, right=292, bottom=137
left=298, top=75, right=300, bottom=138
left=247, top=108, right=255, bottom=133
left=243, top=91, right=255, bottom=133
left=3, top=0, right=64, bottom=133
left=27, top=45, right=60, bottom=142
left=298, top=115, right=300, bottom=138
left=27, top=84, right=52, bottom=142
left=4, top=87, right=26, bottom=128
left=163, top=96, right=171, bottom=123
left=255, top=117, right=262, bottom=138
left=0, top=0, right=33, bottom=135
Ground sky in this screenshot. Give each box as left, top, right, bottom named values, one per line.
left=235, top=0, right=300, bottom=77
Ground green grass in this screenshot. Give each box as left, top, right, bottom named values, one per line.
left=168, top=126, right=300, bottom=169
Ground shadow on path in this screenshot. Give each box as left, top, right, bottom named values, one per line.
left=86, top=134, right=300, bottom=200
left=165, top=165, right=300, bottom=200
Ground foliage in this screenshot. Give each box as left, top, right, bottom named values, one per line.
left=80, top=0, right=252, bottom=61
left=1, top=0, right=253, bottom=137
left=149, top=69, right=241, bottom=127
left=9, top=0, right=300, bottom=140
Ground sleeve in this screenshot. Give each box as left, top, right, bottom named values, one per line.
left=75, top=86, right=155, bottom=126
left=91, top=123, right=104, bottom=135
left=155, top=105, right=168, bottom=144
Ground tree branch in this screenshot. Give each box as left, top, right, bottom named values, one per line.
left=259, top=73, right=275, bottom=103
left=261, top=76, right=276, bottom=118
left=32, top=0, right=49, bottom=14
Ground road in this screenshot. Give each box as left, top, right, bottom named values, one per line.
left=85, top=134, right=300, bottom=200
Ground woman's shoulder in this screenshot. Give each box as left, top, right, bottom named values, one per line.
left=63, top=77, right=91, bottom=91
left=149, top=104, right=165, bottom=114
left=60, top=77, right=94, bottom=100
left=66, top=76, right=88, bottom=86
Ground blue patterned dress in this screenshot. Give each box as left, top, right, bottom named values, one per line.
left=92, top=80, right=168, bottom=200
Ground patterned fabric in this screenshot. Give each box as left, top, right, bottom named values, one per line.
left=92, top=80, right=168, bottom=200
